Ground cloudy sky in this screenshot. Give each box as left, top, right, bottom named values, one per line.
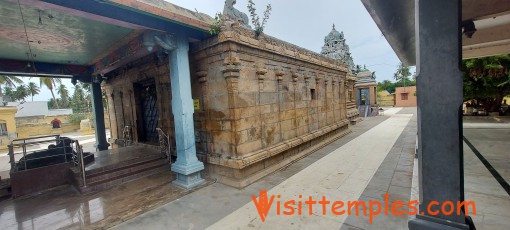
left=170, top=0, right=404, bottom=77
left=30, top=0, right=405, bottom=102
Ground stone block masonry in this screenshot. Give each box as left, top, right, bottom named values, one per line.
left=103, top=21, right=354, bottom=188
left=190, top=21, right=352, bottom=188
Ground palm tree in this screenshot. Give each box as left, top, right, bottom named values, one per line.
left=14, top=85, right=29, bottom=102
left=27, top=82, right=40, bottom=101
left=57, top=84, right=70, bottom=108
left=0, top=75, right=23, bottom=96
left=57, top=85, right=69, bottom=99
left=40, top=77, right=62, bottom=109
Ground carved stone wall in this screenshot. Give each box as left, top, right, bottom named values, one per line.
left=190, top=22, right=352, bottom=188
left=346, top=73, right=360, bottom=123
left=102, top=54, right=176, bottom=152
left=102, top=22, right=355, bottom=188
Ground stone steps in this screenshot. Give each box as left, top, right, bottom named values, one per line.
left=72, top=155, right=170, bottom=194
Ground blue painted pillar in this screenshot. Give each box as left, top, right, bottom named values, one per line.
left=365, top=88, right=370, bottom=106
left=168, top=33, right=205, bottom=189
left=91, top=78, right=110, bottom=151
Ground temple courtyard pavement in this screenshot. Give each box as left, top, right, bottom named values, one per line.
left=1, top=107, right=509, bottom=229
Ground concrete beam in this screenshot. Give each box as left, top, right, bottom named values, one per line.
left=462, top=0, right=510, bottom=20
left=409, top=0, right=470, bottom=229
left=463, top=39, right=510, bottom=59
left=463, top=24, right=510, bottom=46
left=360, top=0, right=416, bottom=66
left=462, top=23, right=510, bottom=58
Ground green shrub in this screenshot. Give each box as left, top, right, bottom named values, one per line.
left=68, top=114, right=87, bottom=124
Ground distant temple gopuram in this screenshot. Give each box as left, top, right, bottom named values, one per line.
left=320, top=25, right=362, bottom=121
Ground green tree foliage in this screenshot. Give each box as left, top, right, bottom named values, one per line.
left=4, top=84, right=30, bottom=102
left=82, top=83, right=92, bottom=112
left=377, top=80, right=394, bottom=93
left=57, top=85, right=71, bottom=108
left=40, top=77, right=62, bottom=109
left=70, top=84, right=91, bottom=113
left=247, top=0, right=272, bottom=37
left=377, top=79, right=416, bottom=94
left=48, top=98, right=64, bottom=109
left=27, top=82, right=40, bottom=101
left=463, top=55, right=510, bottom=112
left=0, top=75, right=23, bottom=96
left=3, top=86, right=14, bottom=99
left=393, top=62, right=412, bottom=87
left=13, top=85, right=28, bottom=102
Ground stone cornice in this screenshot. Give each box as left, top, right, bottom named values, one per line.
left=192, top=20, right=349, bottom=73
left=356, top=82, right=378, bottom=87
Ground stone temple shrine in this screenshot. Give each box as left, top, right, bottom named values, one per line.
left=320, top=25, right=378, bottom=118
left=321, top=25, right=361, bottom=122
left=0, top=0, right=361, bottom=196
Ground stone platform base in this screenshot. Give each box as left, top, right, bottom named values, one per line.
left=207, top=123, right=352, bottom=188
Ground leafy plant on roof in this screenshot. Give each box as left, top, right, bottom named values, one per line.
left=247, top=0, right=272, bottom=37
left=209, top=12, right=224, bottom=36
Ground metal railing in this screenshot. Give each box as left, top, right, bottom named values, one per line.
left=73, top=140, right=87, bottom=188
left=9, top=134, right=63, bottom=171
left=121, top=125, right=133, bottom=146
left=8, top=135, right=87, bottom=187
left=156, top=128, right=172, bottom=162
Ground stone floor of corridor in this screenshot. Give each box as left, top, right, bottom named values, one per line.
left=1, top=107, right=509, bottom=229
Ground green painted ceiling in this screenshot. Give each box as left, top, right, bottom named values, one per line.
left=0, top=0, right=134, bottom=65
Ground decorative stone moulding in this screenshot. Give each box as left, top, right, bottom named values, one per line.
left=255, top=63, right=268, bottom=77
left=304, top=74, right=311, bottom=83
left=222, top=53, right=241, bottom=80
left=316, top=73, right=323, bottom=84
left=195, top=20, right=349, bottom=73
left=206, top=119, right=351, bottom=169
left=291, top=71, right=301, bottom=83
left=325, top=76, right=331, bottom=85
left=275, top=67, right=285, bottom=81
left=255, top=62, right=268, bottom=91
left=197, top=71, right=208, bottom=83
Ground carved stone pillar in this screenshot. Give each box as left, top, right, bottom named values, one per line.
left=304, top=74, right=311, bottom=99
left=127, top=89, right=137, bottom=141
left=340, top=79, right=346, bottom=120
left=222, top=53, right=241, bottom=157
left=315, top=74, right=322, bottom=99
left=325, top=76, right=330, bottom=125
left=332, top=78, right=338, bottom=123
left=315, top=74, right=322, bottom=128
left=291, top=71, right=300, bottom=137
left=256, top=62, right=267, bottom=92
left=291, top=71, right=300, bottom=105
left=105, top=88, right=118, bottom=141
left=197, top=71, right=209, bottom=154
left=276, top=68, right=285, bottom=141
